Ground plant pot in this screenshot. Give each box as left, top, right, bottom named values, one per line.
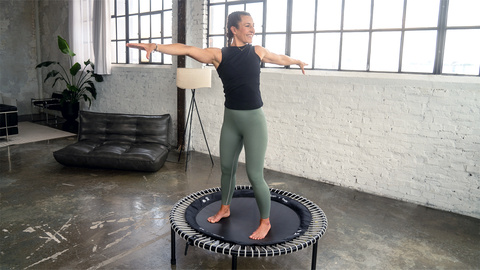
left=61, top=102, right=79, bottom=122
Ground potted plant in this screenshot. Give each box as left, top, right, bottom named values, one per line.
left=36, top=36, right=103, bottom=122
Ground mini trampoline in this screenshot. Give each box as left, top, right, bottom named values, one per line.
left=170, top=185, right=328, bottom=269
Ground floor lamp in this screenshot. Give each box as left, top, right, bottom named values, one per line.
left=177, top=68, right=214, bottom=170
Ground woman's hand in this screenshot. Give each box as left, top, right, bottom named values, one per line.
left=297, top=61, right=308, bottom=75
left=126, top=43, right=156, bottom=59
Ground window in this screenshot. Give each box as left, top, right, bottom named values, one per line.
left=111, top=0, right=173, bottom=64
left=442, top=0, right=480, bottom=75
left=208, top=0, right=480, bottom=76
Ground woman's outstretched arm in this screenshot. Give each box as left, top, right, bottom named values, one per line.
left=254, top=46, right=307, bottom=74
left=126, top=43, right=222, bottom=68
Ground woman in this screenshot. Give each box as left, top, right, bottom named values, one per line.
left=127, top=11, right=306, bottom=240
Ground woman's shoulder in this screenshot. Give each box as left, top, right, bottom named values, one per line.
left=253, top=45, right=266, bottom=52
left=253, top=45, right=267, bottom=61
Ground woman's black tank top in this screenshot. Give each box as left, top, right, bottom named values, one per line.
left=216, top=44, right=263, bottom=110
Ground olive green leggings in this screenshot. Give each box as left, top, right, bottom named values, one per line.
left=220, top=107, right=270, bottom=219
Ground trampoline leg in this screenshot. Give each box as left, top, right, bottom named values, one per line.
left=232, top=255, right=238, bottom=270
left=311, top=242, right=318, bottom=270
left=171, top=228, right=176, bottom=265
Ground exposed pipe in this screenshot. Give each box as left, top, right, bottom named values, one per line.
left=34, top=0, right=43, bottom=99
left=177, top=0, right=186, bottom=149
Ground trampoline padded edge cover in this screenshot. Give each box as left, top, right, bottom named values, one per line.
left=185, top=189, right=312, bottom=246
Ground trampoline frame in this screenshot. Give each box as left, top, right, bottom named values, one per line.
left=169, top=185, right=328, bottom=269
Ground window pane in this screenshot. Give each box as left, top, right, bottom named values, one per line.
left=111, top=18, right=117, bottom=39
left=402, top=30, right=436, bottom=73
left=140, top=0, right=149, bottom=13
left=228, top=4, right=244, bottom=14
left=447, top=0, right=480, bottom=26
left=443, top=29, right=480, bottom=75
left=129, top=0, right=138, bottom=14
left=291, top=34, right=314, bottom=69
left=140, top=39, right=150, bottom=64
left=315, top=33, right=340, bottom=69
left=209, top=36, right=225, bottom=48
left=265, top=34, right=286, bottom=67
left=292, top=0, right=316, bottom=31
left=112, top=0, right=171, bottom=65
left=163, top=38, right=172, bottom=64
left=266, top=0, right=287, bottom=32
left=117, top=0, right=125, bottom=16
left=252, top=33, right=262, bottom=46
left=265, top=34, right=285, bottom=54
left=370, top=31, right=401, bottom=72
left=164, top=0, right=172, bottom=10
left=317, top=0, right=342, bottom=30
left=117, top=17, right=126, bottom=39
left=344, top=0, right=371, bottom=30
left=372, top=0, right=404, bottom=29
left=210, top=0, right=224, bottom=3
left=164, top=11, right=172, bottom=37
left=341, top=32, right=369, bottom=70
left=129, top=15, right=139, bottom=39
left=405, top=0, right=439, bottom=28
left=152, top=0, right=162, bottom=12
left=209, top=5, right=225, bottom=35
left=151, top=38, right=162, bottom=63
left=111, top=41, right=117, bottom=63
left=140, top=15, right=150, bottom=39
left=110, top=0, right=115, bottom=15
left=118, top=41, right=126, bottom=63
left=151, top=14, right=161, bottom=38
left=140, top=48, right=148, bottom=63
left=246, top=3, right=263, bottom=33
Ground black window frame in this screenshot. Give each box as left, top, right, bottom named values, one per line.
left=111, top=0, right=173, bottom=65
left=207, top=0, right=480, bottom=76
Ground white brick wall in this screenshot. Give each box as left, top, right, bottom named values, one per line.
left=192, top=69, right=480, bottom=219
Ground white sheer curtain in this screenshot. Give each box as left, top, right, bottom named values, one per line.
left=69, top=0, right=111, bottom=75
left=69, top=0, right=93, bottom=66
left=93, top=0, right=111, bottom=74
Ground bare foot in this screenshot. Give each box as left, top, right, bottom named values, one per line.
left=249, top=218, right=271, bottom=240
left=207, top=205, right=230, bottom=223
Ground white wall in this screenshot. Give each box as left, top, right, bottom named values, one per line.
left=193, top=69, right=480, bottom=219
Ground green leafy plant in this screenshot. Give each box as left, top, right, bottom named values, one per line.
left=35, top=36, right=103, bottom=107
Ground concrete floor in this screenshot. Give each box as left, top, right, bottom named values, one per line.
left=1, top=126, right=479, bottom=269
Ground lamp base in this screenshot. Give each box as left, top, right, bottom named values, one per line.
left=178, top=89, right=214, bottom=171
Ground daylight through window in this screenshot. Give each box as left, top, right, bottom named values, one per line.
left=111, top=0, right=173, bottom=64
left=207, top=0, right=480, bottom=76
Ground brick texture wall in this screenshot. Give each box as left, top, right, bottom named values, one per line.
left=193, top=70, right=480, bottom=219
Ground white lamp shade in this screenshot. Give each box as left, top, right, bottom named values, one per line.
left=176, top=68, right=212, bottom=89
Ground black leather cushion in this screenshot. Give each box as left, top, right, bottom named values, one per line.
left=0, top=104, right=18, bottom=136
left=53, top=111, right=171, bottom=172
